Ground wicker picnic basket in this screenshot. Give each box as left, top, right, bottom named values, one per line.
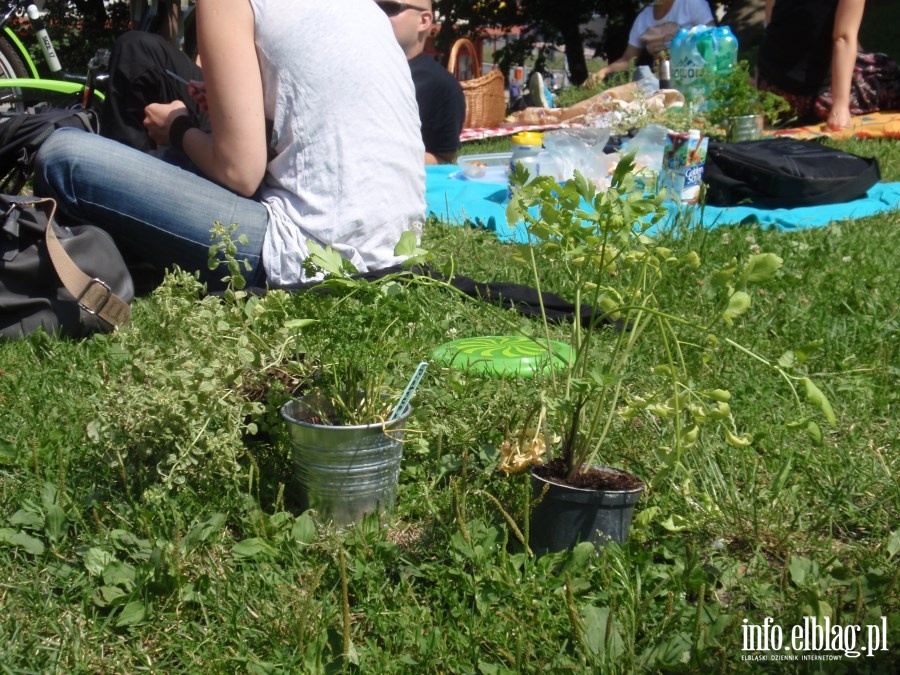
left=448, top=38, right=506, bottom=129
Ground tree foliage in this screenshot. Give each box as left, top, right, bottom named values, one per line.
left=26, top=1, right=729, bottom=89
left=433, top=1, right=726, bottom=86
left=432, top=0, right=644, bottom=86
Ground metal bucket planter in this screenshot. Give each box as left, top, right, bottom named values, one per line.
left=529, top=465, right=644, bottom=556
left=726, top=114, right=764, bottom=142
left=280, top=396, right=410, bottom=526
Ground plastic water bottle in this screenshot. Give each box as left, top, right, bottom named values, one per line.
left=714, top=26, right=738, bottom=77
left=696, top=27, right=715, bottom=65
left=508, top=131, right=543, bottom=200
left=670, top=27, right=688, bottom=88
left=671, top=27, right=698, bottom=97
left=672, top=26, right=711, bottom=108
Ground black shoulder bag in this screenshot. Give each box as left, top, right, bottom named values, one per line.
left=703, top=138, right=881, bottom=208
left=0, top=106, right=101, bottom=194
left=1, top=195, right=133, bottom=339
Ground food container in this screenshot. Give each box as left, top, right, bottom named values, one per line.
left=457, top=152, right=513, bottom=183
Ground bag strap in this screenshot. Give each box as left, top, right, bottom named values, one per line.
left=19, top=196, right=131, bottom=329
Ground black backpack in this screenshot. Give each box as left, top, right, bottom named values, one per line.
left=0, top=105, right=100, bottom=193
left=703, top=138, right=881, bottom=208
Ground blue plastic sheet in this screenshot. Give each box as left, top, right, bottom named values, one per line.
left=425, top=165, right=900, bottom=244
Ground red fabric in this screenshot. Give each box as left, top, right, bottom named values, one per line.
left=460, top=122, right=584, bottom=143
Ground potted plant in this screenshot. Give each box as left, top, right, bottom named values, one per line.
left=505, top=157, right=831, bottom=554
left=706, top=60, right=790, bottom=141
left=279, top=241, right=423, bottom=527
left=280, top=379, right=413, bottom=528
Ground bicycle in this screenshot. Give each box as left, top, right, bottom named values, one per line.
left=0, top=1, right=196, bottom=112
left=0, top=0, right=110, bottom=112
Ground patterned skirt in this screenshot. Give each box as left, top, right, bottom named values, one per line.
left=759, top=51, right=900, bottom=125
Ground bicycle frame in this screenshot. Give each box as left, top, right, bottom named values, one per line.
left=0, top=3, right=105, bottom=106
left=0, top=75, right=103, bottom=102
left=0, top=1, right=198, bottom=108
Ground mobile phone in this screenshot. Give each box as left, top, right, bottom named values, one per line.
left=165, top=69, right=190, bottom=86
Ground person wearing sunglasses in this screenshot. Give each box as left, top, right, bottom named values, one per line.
left=34, top=0, right=425, bottom=289
left=376, top=0, right=466, bottom=165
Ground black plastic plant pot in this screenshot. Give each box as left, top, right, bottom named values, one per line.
left=529, top=466, right=644, bottom=556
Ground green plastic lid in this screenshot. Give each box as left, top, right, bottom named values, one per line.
left=430, top=335, right=572, bottom=378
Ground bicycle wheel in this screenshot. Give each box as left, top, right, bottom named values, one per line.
left=0, top=34, right=30, bottom=112
left=0, top=34, right=28, bottom=78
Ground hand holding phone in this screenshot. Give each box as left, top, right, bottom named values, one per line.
left=165, top=70, right=208, bottom=112
left=165, top=69, right=190, bottom=86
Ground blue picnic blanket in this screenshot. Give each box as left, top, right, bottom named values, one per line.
left=426, top=165, right=900, bottom=244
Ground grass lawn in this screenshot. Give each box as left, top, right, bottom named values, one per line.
left=1, top=136, right=898, bottom=672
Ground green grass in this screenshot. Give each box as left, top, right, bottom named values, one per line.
left=1, top=140, right=898, bottom=672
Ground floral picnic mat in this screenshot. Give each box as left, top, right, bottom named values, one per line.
left=771, top=111, right=900, bottom=140
left=461, top=111, right=900, bottom=143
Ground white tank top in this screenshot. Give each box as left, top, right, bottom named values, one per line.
left=249, top=0, right=425, bottom=286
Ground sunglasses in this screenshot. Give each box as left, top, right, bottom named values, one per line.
left=376, top=1, right=429, bottom=17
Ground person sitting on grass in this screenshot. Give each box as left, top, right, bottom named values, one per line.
left=100, top=29, right=205, bottom=154
left=587, top=0, right=714, bottom=86
left=376, top=0, right=466, bottom=164
left=103, top=0, right=465, bottom=166
left=757, top=0, right=900, bottom=130
left=35, top=0, right=425, bottom=289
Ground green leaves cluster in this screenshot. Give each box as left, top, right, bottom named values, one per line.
left=711, top=251, right=785, bottom=325
left=706, top=60, right=791, bottom=130
left=83, top=224, right=314, bottom=499
left=289, top=230, right=437, bottom=426
left=0, top=482, right=66, bottom=557
left=506, top=154, right=836, bottom=478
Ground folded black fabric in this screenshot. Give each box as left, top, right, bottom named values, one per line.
left=246, top=264, right=623, bottom=330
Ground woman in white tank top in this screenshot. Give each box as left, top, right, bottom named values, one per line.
left=34, top=0, right=425, bottom=288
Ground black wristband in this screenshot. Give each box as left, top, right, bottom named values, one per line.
left=168, top=115, right=196, bottom=153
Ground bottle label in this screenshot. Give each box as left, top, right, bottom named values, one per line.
left=671, top=25, right=735, bottom=111
left=660, top=131, right=709, bottom=204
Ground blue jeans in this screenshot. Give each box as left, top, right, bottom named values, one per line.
left=34, top=128, right=269, bottom=288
